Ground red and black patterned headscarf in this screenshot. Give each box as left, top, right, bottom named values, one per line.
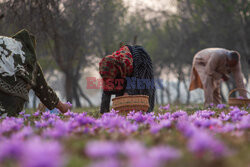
left=99, top=46, right=133, bottom=79
left=99, top=46, right=133, bottom=91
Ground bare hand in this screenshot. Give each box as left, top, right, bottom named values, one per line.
left=56, top=101, right=72, bottom=113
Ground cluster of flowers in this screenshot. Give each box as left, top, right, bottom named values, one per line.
left=86, top=140, right=180, bottom=167
left=0, top=104, right=249, bottom=167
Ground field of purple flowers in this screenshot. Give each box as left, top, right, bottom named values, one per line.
left=0, top=104, right=250, bottom=167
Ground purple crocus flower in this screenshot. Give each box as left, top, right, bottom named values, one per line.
left=219, top=112, right=230, bottom=121
left=120, top=140, right=145, bottom=157
left=75, top=113, right=95, bottom=126
left=21, top=137, right=64, bottom=167
left=217, top=104, right=226, bottom=109
left=150, top=120, right=172, bottom=134
left=188, top=131, right=228, bottom=158
left=85, top=141, right=119, bottom=158
left=19, top=111, right=25, bottom=116
left=11, top=126, right=33, bottom=140
left=216, top=123, right=235, bottom=133
left=66, top=101, right=73, bottom=108
left=229, top=107, right=248, bottom=122
left=43, top=120, right=71, bottom=139
left=23, top=114, right=31, bottom=119
left=159, top=104, right=170, bottom=111
left=128, top=156, right=159, bottom=167
left=148, top=146, right=181, bottom=161
left=33, top=110, right=40, bottom=117
left=0, top=117, right=24, bottom=133
left=0, top=138, right=24, bottom=162
left=157, top=112, right=171, bottom=121
left=171, top=110, right=187, bottom=119
left=34, top=120, right=50, bottom=128
left=237, top=115, right=250, bottom=130
left=64, top=110, right=78, bottom=118
left=89, top=158, right=120, bottom=167
left=127, top=111, right=147, bottom=123
left=193, top=110, right=215, bottom=119
left=41, top=111, right=52, bottom=120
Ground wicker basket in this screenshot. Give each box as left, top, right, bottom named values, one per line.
left=112, top=95, right=149, bottom=114
left=228, top=88, right=250, bottom=107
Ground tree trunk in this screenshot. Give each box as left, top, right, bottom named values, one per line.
left=73, top=82, right=81, bottom=108
left=77, top=83, right=93, bottom=107
left=65, top=71, right=73, bottom=102
left=155, top=89, right=159, bottom=105
left=183, top=78, right=190, bottom=104
left=160, top=88, right=164, bottom=105
left=165, top=75, right=171, bottom=104
left=176, top=76, right=181, bottom=103
left=32, top=92, right=37, bottom=110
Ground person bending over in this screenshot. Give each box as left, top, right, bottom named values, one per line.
left=0, top=29, right=70, bottom=116
left=189, top=48, right=247, bottom=107
left=99, top=45, right=155, bottom=113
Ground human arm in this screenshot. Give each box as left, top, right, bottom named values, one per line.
left=32, top=63, right=70, bottom=113
left=231, top=62, right=247, bottom=98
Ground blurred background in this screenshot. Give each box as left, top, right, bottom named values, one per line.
left=0, top=0, right=249, bottom=109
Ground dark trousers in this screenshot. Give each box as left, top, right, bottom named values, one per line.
left=0, top=91, right=25, bottom=116
left=100, top=45, right=155, bottom=113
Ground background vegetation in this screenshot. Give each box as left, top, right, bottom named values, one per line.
left=0, top=0, right=249, bottom=108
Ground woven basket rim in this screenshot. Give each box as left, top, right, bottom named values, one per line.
left=112, top=95, right=149, bottom=101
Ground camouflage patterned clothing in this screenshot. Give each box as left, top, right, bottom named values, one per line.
left=0, top=29, right=59, bottom=116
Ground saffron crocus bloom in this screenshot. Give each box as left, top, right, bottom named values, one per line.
left=150, top=120, right=172, bottom=134
left=120, top=140, right=146, bottom=157
left=0, top=117, right=24, bottom=134
left=66, top=101, right=73, bottom=108
left=85, top=141, right=119, bottom=158
left=127, top=111, right=147, bottom=123
left=148, top=146, right=181, bottom=162
left=188, top=131, right=228, bottom=158
left=43, top=120, right=71, bottom=139
left=217, top=123, right=235, bottom=133
left=89, top=158, right=120, bottom=167
left=217, top=104, right=226, bottom=109
left=237, top=115, right=250, bottom=130
left=0, top=138, right=24, bottom=163
left=33, top=110, right=40, bottom=117
left=171, top=110, right=187, bottom=119
left=21, top=137, right=64, bottom=167
left=159, top=104, right=170, bottom=111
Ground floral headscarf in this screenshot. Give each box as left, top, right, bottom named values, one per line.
left=99, top=46, right=133, bottom=91
left=99, top=46, right=133, bottom=79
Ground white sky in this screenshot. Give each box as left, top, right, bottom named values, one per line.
left=123, top=0, right=177, bottom=13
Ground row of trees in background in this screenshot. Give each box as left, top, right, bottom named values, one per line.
left=0, top=0, right=249, bottom=107
left=146, top=0, right=250, bottom=104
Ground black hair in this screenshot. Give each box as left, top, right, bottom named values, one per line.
left=100, top=45, right=155, bottom=113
